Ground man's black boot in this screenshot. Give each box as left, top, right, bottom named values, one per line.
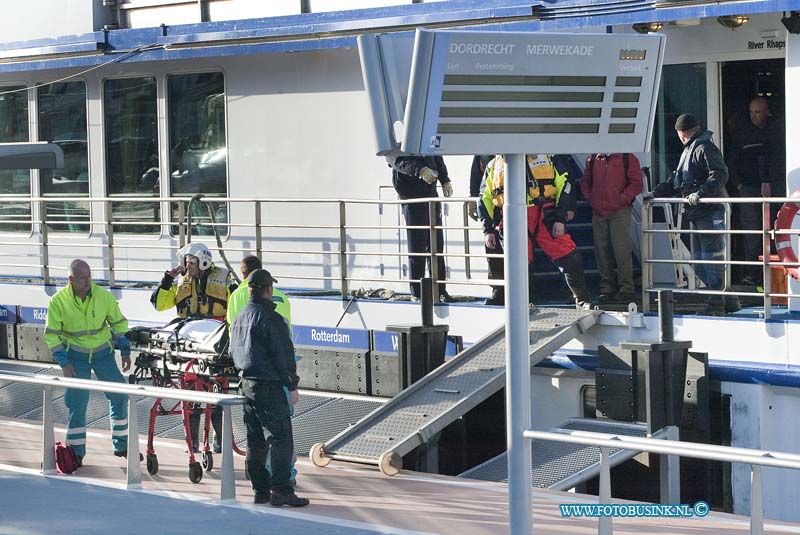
left=557, top=251, right=592, bottom=308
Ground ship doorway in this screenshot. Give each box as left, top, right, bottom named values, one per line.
left=720, top=58, right=785, bottom=283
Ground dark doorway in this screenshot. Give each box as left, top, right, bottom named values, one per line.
left=720, top=58, right=785, bottom=285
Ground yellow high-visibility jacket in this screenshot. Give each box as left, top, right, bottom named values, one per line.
left=45, top=282, right=128, bottom=356
left=152, top=264, right=232, bottom=318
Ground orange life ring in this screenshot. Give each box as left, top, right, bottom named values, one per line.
left=774, top=191, right=800, bottom=280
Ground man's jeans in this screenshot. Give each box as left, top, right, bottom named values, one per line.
left=691, top=206, right=726, bottom=307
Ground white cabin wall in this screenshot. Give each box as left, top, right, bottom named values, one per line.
left=786, top=32, right=800, bottom=310
left=725, top=382, right=800, bottom=521
left=0, top=0, right=110, bottom=42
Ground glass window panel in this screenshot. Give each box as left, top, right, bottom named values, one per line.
left=38, top=81, right=89, bottom=233
left=104, top=77, right=160, bottom=234
left=167, top=72, right=228, bottom=237
left=651, top=63, right=707, bottom=187
left=0, top=86, right=31, bottom=232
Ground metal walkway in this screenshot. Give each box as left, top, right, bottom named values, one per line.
left=312, top=307, right=601, bottom=474
left=0, top=360, right=385, bottom=458
left=459, top=418, right=668, bottom=489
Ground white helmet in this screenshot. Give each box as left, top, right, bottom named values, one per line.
left=181, top=243, right=213, bottom=271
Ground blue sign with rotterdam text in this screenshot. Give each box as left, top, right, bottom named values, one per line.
left=0, top=304, right=18, bottom=324
left=293, top=325, right=370, bottom=350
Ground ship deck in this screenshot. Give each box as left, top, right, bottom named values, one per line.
left=2, top=417, right=800, bottom=535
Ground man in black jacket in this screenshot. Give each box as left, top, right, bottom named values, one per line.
left=387, top=152, right=453, bottom=302
left=648, top=113, right=740, bottom=316
left=230, top=269, right=309, bottom=507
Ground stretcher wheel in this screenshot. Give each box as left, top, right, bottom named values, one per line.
left=378, top=451, right=402, bottom=477
left=309, top=443, right=331, bottom=468
left=202, top=451, right=214, bottom=472
left=146, top=454, right=159, bottom=475
left=189, top=462, right=203, bottom=483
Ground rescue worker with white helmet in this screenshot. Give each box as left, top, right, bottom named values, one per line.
left=151, top=242, right=235, bottom=452
left=152, top=243, right=232, bottom=319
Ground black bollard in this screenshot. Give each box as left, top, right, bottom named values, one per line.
left=658, top=289, right=674, bottom=343
left=420, top=277, right=434, bottom=326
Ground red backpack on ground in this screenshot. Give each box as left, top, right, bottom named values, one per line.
left=55, top=441, right=80, bottom=474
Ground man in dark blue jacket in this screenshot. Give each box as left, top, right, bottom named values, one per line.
left=230, top=269, right=309, bottom=507
left=387, top=152, right=453, bottom=302
left=648, top=113, right=740, bottom=316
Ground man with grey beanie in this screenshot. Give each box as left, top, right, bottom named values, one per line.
left=644, top=113, right=741, bottom=316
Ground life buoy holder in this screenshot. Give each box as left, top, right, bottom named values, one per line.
left=774, top=191, right=800, bottom=280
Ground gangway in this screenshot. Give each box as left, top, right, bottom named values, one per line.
left=460, top=418, right=671, bottom=489
left=310, top=307, right=601, bottom=475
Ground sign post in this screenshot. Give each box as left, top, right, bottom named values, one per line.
left=359, top=28, right=665, bottom=534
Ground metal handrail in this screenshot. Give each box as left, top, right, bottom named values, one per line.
left=0, top=193, right=798, bottom=310
left=0, top=371, right=245, bottom=502
left=522, top=426, right=796, bottom=535
left=642, top=195, right=800, bottom=319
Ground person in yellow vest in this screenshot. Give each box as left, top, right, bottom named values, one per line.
left=151, top=242, right=233, bottom=320
left=478, top=154, right=591, bottom=308
left=151, top=242, right=235, bottom=452
left=45, top=259, right=132, bottom=464
left=227, top=255, right=298, bottom=486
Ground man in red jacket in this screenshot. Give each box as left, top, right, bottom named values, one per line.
left=581, top=154, right=643, bottom=303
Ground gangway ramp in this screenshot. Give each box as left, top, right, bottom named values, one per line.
left=310, top=307, right=601, bottom=475
left=459, top=418, right=670, bottom=489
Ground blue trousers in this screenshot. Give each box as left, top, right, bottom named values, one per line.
left=64, top=347, right=128, bottom=458
left=690, top=207, right=725, bottom=307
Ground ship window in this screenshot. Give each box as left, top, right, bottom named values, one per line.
left=38, top=81, right=89, bottom=233
left=103, top=77, right=160, bottom=234
left=580, top=385, right=597, bottom=419
left=0, top=86, right=31, bottom=232
left=651, top=63, right=707, bottom=188
left=167, top=72, right=228, bottom=237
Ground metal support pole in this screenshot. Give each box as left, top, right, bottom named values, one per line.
left=254, top=201, right=262, bottom=262
left=641, top=201, right=652, bottom=313
left=126, top=394, right=142, bottom=488
left=41, top=202, right=50, bottom=286
left=339, top=201, right=349, bottom=299
left=659, top=425, right=680, bottom=504
left=463, top=201, right=472, bottom=280
left=751, top=464, right=764, bottom=535
left=177, top=201, right=186, bottom=249
left=428, top=200, right=441, bottom=303
left=106, top=200, right=116, bottom=287
left=220, top=405, right=236, bottom=501
left=724, top=204, right=731, bottom=291
left=598, top=446, right=613, bottom=535
left=762, top=201, right=772, bottom=319
left=505, top=154, right=532, bottom=535
left=42, top=386, right=55, bottom=474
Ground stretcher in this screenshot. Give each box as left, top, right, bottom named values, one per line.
left=127, top=318, right=244, bottom=483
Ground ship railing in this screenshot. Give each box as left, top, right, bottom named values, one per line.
left=642, top=196, right=800, bottom=319
left=0, top=371, right=245, bottom=502
left=0, top=194, right=500, bottom=302
left=521, top=425, right=796, bottom=535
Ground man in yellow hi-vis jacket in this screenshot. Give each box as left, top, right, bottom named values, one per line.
left=45, top=259, right=131, bottom=463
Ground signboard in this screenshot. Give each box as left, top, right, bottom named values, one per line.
left=400, top=29, right=665, bottom=155
left=0, top=304, right=18, bottom=324
left=19, top=306, right=48, bottom=324
left=292, top=325, right=370, bottom=350
left=373, top=330, right=460, bottom=357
